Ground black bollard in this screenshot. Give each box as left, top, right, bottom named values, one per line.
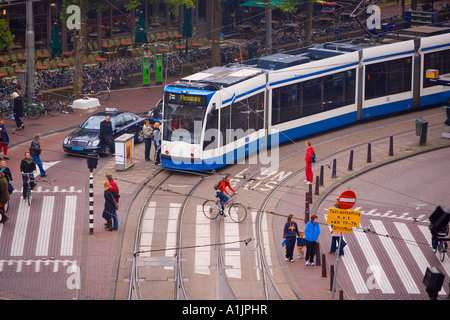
left=348, top=150, right=353, bottom=171
left=304, top=198, right=310, bottom=224
left=332, top=159, right=337, bottom=178
left=389, top=136, right=394, bottom=156
left=320, top=165, right=324, bottom=186
left=316, top=242, right=321, bottom=266
left=367, top=142, right=372, bottom=163
left=308, top=184, right=313, bottom=204
left=339, top=290, right=344, bottom=300
left=315, top=176, right=320, bottom=195
left=322, top=254, right=327, bottom=277
left=330, top=265, right=334, bottom=292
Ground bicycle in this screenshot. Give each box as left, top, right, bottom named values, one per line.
left=22, top=172, right=34, bottom=206
left=433, top=237, right=448, bottom=262
left=202, top=193, right=247, bottom=223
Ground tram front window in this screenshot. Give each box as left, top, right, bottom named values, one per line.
left=163, top=95, right=206, bottom=144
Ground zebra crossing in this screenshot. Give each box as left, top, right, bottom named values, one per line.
left=138, top=202, right=273, bottom=279
left=0, top=190, right=81, bottom=266
left=324, top=208, right=450, bottom=298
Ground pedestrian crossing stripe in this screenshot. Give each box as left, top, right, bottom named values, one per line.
left=0, top=195, right=78, bottom=260
left=324, top=213, right=448, bottom=296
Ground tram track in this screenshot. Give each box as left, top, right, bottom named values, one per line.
left=127, top=106, right=448, bottom=300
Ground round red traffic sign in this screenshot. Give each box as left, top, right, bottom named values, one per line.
left=338, top=190, right=356, bottom=209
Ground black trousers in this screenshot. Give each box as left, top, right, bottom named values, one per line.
left=305, top=240, right=316, bottom=263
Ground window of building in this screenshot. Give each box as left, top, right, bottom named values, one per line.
left=423, top=49, right=450, bottom=88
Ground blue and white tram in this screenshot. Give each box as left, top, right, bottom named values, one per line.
left=160, top=24, right=450, bottom=171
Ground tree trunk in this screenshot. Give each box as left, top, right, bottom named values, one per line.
left=211, top=0, right=221, bottom=67
left=73, top=0, right=87, bottom=97
left=305, top=0, right=313, bottom=46
left=265, top=0, right=272, bottom=55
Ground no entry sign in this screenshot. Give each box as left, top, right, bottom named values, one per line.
left=338, top=190, right=356, bottom=210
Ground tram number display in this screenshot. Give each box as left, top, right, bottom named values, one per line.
left=165, top=92, right=206, bottom=106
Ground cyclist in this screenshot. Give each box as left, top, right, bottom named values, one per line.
left=215, top=173, right=236, bottom=215
left=20, top=150, right=36, bottom=200
left=432, top=224, right=449, bottom=252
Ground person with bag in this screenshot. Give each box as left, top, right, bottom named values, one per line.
left=12, top=84, right=24, bottom=131
left=0, top=171, right=10, bottom=224
left=214, top=173, right=236, bottom=215
left=153, top=121, right=161, bottom=165
left=30, top=134, right=47, bottom=177
left=143, top=119, right=153, bottom=162
left=283, top=214, right=299, bottom=262
left=106, top=172, right=119, bottom=230
left=102, top=180, right=116, bottom=231
left=304, top=214, right=321, bottom=266
left=304, top=140, right=315, bottom=185
left=1, top=160, right=14, bottom=195
left=0, top=119, right=10, bottom=160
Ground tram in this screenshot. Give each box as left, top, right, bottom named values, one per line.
left=159, top=24, right=450, bottom=171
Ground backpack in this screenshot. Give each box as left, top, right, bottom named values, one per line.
left=312, top=151, right=316, bottom=164
left=214, top=179, right=224, bottom=190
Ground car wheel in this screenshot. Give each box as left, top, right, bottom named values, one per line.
left=135, top=128, right=144, bottom=144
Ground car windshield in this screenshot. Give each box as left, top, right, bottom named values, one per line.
left=163, top=93, right=207, bottom=144
left=81, top=115, right=108, bottom=130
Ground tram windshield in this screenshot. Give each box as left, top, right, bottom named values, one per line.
left=162, top=92, right=207, bottom=144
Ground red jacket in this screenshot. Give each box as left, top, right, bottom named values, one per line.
left=217, top=180, right=236, bottom=196
left=305, top=147, right=314, bottom=163
left=108, top=178, right=120, bottom=203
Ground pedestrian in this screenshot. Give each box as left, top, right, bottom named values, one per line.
left=0, top=171, right=9, bottom=224
left=0, top=119, right=10, bottom=159
left=283, top=214, right=299, bottom=262
left=143, top=119, right=153, bottom=162
left=20, top=150, right=36, bottom=200
left=30, top=133, right=47, bottom=177
left=106, top=172, right=119, bottom=230
left=304, top=140, right=314, bottom=185
left=12, top=84, right=25, bottom=131
left=330, top=197, right=346, bottom=255
left=214, top=173, right=236, bottom=215
left=304, top=214, right=320, bottom=266
left=1, top=160, right=14, bottom=195
left=297, top=230, right=306, bottom=259
left=153, top=121, right=161, bottom=165
left=100, top=115, right=115, bottom=155
left=102, top=180, right=116, bottom=232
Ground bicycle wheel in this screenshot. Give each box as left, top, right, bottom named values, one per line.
left=228, top=203, right=247, bottom=223
left=96, top=85, right=110, bottom=101
left=27, top=186, right=31, bottom=206
left=202, top=200, right=220, bottom=220
left=25, top=104, right=42, bottom=119
left=1, top=108, right=12, bottom=120
left=438, top=244, right=446, bottom=262
left=46, top=100, right=62, bottom=116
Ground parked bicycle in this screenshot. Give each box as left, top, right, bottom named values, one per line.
left=202, top=193, right=247, bottom=223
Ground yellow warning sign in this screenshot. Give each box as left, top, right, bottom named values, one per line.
left=326, top=208, right=361, bottom=233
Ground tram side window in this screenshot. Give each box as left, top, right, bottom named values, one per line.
left=272, top=69, right=356, bottom=125
left=365, top=57, right=412, bottom=99
left=203, top=108, right=219, bottom=151
left=424, top=49, right=450, bottom=88
left=220, top=105, right=230, bottom=147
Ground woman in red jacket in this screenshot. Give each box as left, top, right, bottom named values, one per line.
left=216, top=173, right=236, bottom=215
left=304, top=140, right=314, bottom=185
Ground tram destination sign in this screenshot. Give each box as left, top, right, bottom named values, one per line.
left=165, top=92, right=206, bottom=106
left=326, top=208, right=361, bottom=233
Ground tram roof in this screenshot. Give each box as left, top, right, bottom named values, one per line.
left=173, top=23, right=450, bottom=91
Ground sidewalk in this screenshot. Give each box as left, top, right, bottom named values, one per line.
left=278, top=110, right=450, bottom=300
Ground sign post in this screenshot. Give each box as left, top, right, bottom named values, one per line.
left=327, top=190, right=361, bottom=299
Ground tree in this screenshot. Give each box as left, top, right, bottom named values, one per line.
left=0, top=18, right=15, bottom=53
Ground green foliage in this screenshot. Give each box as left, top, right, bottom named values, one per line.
left=0, top=18, right=14, bottom=53
left=278, top=0, right=299, bottom=13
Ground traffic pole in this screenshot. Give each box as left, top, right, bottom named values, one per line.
left=89, top=169, right=94, bottom=235
left=331, top=233, right=343, bottom=300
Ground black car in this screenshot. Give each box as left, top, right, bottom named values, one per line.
left=63, top=108, right=145, bottom=156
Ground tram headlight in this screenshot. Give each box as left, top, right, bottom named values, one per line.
left=193, top=147, right=198, bottom=153
left=163, top=144, right=167, bottom=149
